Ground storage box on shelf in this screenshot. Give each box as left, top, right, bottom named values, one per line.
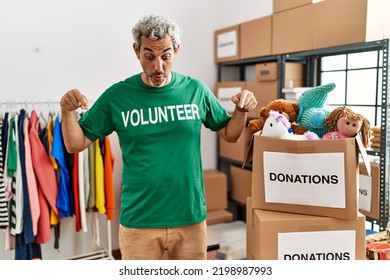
left=219, top=127, right=252, bottom=163
left=272, top=4, right=313, bottom=55
left=214, top=25, right=240, bottom=63
left=240, top=16, right=272, bottom=59
left=214, top=81, right=246, bottom=114
left=229, top=165, right=252, bottom=205
left=204, top=170, right=233, bottom=225
left=313, top=0, right=390, bottom=50
left=273, top=0, right=325, bottom=14
left=359, top=162, right=380, bottom=220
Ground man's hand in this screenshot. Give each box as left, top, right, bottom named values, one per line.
left=231, top=89, right=257, bottom=112
left=60, top=89, right=89, bottom=112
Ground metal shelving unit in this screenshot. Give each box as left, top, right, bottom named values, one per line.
left=217, top=39, right=390, bottom=230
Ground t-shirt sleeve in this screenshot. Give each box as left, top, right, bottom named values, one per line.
left=78, top=91, right=115, bottom=141
left=202, top=84, right=232, bottom=131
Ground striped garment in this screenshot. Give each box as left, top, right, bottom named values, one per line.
left=0, top=120, right=9, bottom=228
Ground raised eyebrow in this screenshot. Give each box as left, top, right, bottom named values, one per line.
left=143, top=47, right=172, bottom=53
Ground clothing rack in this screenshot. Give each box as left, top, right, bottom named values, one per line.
left=1, top=99, right=114, bottom=260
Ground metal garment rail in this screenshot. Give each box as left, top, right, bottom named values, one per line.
left=1, top=99, right=114, bottom=260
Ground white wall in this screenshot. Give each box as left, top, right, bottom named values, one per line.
left=0, top=0, right=272, bottom=259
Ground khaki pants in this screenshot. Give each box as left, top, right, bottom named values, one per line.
left=119, top=220, right=207, bottom=260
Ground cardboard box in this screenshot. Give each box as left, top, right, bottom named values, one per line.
left=359, top=162, right=380, bottom=219
left=245, top=80, right=278, bottom=118
left=253, top=209, right=366, bottom=260
left=214, top=81, right=246, bottom=113
left=249, top=134, right=370, bottom=220
left=219, top=127, right=252, bottom=163
left=206, top=209, right=233, bottom=225
left=204, top=170, right=228, bottom=211
left=273, top=0, right=325, bottom=13
left=255, top=62, right=304, bottom=87
left=230, top=165, right=252, bottom=205
left=313, top=0, right=390, bottom=50
left=215, top=25, right=240, bottom=63
left=272, top=4, right=313, bottom=55
left=240, top=16, right=272, bottom=59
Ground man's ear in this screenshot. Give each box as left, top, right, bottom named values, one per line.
left=174, top=44, right=180, bottom=55
left=133, top=43, right=140, bottom=59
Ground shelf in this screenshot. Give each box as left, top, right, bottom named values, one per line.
left=217, top=39, right=390, bottom=230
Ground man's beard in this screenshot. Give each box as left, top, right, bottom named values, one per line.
left=146, top=71, right=168, bottom=87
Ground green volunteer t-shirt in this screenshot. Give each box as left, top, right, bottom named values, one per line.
left=79, top=72, right=231, bottom=228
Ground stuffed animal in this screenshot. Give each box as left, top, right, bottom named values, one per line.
left=248, top=99, right=306, bottom=135
left=322, top=106, right=372, bottom=148
left=296, top=83, right=335, bottom=138
left=262, top=110, right=319, bottom=140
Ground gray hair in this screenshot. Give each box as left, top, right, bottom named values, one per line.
left=132, top=14, right=181, bottom=50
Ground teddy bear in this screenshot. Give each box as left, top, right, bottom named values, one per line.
left=247, top=99, right=306, bottom=135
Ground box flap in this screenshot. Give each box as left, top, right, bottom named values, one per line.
left=242, top=131, right=260, bottom=167
left=356, top=132, right=371, bottom=176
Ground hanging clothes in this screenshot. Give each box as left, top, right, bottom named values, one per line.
left=51, top=115, right=73, bottom=218
left=72, top=153, right=81, bottom=232
left=23, top=113, right=40, bottom=236
left=78, top=150, right=87, bottom=232
left=7, top=117, right=17, bottom=236
left=104, top=136, right=115, bottom=221
left=0, top=119, right=8, bottom=228
left=15, top=109, right=41, bottom=260
left=95, top=139, right=105, bottom=215
left=28, top=110, right=58, bottom=244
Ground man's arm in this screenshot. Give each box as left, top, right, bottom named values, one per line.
left=217, top=89, right=257, bottom=142
left=60, top=89, right=93, bottom=153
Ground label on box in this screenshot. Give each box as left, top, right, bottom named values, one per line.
left=217, top=87, right=242, bottom=112
left=217, top=30, right=237, bottom=58
left=278, top=230, right=356, bottom=260
left=263, top=151, right=346, bottom=208
left=358, top=173, right=372, bottom=212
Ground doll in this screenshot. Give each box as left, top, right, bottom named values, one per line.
left=322, top=106, right=372, bottom=148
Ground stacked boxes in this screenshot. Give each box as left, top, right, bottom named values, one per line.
left=215, top=0, right=389, bottom=60
left=246, top=133, right=369, bottom=260
left=204, top=170, right=233, bottom=225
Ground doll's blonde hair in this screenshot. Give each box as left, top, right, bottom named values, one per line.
left=324, top=106, right=372, bottom=148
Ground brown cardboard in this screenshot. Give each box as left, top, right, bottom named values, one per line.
left=255, top=63, right=278, bottom=81
left=251, top=135, right=362, bottom=220
left=230, top=165, right=252, bottom=205
left=253, top=209, right=366, bottom=260
left=214, top=81, right=246, bottom=114
left=246, top=197, right=254, bottom=260
left=215, top=25, right=240, bottom=63
left=255, top=62, right=304, bottom=87
left=240, top=16, right=272, bottom=59
left=204, top=170, right=228, bottom=211
left=359, top=162, right=380, bottom=219
left=272, top=4, right=313, bottom=55
left=313, top=0, right=390, bottom=49
left=219, top=127, right=252, bottom=163
left=206, top=209, right=233, bottom=225
left=273, top=0, right=325, bottom=13
left=245, top=80, right=278, bottom=118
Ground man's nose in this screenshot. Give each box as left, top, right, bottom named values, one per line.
left=153, top=58, right=163, bottom=72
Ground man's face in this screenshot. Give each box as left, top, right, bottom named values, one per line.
left=133, top=35, right=179, bottom=87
